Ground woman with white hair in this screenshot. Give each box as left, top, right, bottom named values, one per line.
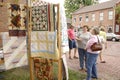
left=85, top=27, right=102, bottom=80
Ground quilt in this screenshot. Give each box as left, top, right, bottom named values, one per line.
left=34, top=58, right=53, bottom=80
left=32, top=5, right=48, bottom=31
left=1, top=32, right=28, bottom=70
left=8, top=4, right=27, bottom=36
left=31, top=0, right=55, bottom=31
left=31, top=31, right=59, bottom=59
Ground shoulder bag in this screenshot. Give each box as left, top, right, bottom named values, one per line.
left=91, top=36, right=103, bottom=51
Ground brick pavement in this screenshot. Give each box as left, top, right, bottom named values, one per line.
left=67, top=41, right=120, bottom=80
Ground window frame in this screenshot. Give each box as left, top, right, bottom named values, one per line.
left=100, top=12, right=104, bottom=21
left=85, top=14, right=89, bottom=22
left=92, top=13, right=95, bottom=21
left=108, top=10, right=113, bottom=20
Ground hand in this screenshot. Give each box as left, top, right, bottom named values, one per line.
left=76, top=37, right=82, bottom=41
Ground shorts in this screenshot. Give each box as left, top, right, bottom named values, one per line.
left=68, top=39, right=77, bottom=49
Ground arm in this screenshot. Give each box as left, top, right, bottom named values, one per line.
left=104, top=33, right=107, bottom=49
left=67, top=30, right=72, bottom=41
left=85, top=37, right=96, bottom=50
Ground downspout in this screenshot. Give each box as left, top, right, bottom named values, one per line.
left=113, top=5, right=116, bottom=33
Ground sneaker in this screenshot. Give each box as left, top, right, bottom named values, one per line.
left=79, top=68, right=87, bottom=72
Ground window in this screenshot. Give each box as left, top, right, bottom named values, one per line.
left=79, top=16, right=82, bottom=22
left=108, top=11, right=113, bottom=20
left=85, top=14, right=89, bottom=22
left=115, top=25, right=119, bottom=32
left=92, top=14, right=95, bottom=21
left=100, top=12, right=104, bottom=21
left=107, top=25, right=113, bottom=33
left=74, top=18, right=76, bottom=23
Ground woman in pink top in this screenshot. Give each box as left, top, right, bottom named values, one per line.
left=67, top=25, right=78, bottom=59
left=85, top=27, right=101, bottom=80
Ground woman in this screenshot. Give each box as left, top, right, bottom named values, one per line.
left=67, top=25, right=78, bottom=59
left=99, top=27, right=107, bottom=63
left=85, top=27, right=101, bottom=80
left=76, top=25, right=91, bottom=71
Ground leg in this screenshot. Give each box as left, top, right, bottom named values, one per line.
left=99, top=51, right=106, bottom=63
left=68, top=39, right=73, bottom=59
left=99, top=51, right=102, bottom=62
left=84, top=50, right=87, bottom=69
left=72, top=40, right=78, bottom=58
left=92, top=54, right=98, bottom=78
left=86, top=53, right=97, bottom=80
left=69, top=49, right=72, bottom=59
left=78, top=48, right=84, bottom=69
left=74, top=48, right=77, bottom=58
left=86, top=53, right=93, bottom=80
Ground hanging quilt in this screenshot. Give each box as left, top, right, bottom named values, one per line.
left=34, top=58, right=53, bottom=80
left=8, top=4, right=27, bottom=36
left=31, top=31, right=59, bottom=59
left=32, top=5, right=48, bottom=31
left=31, top=0, right=55, bottom=31
left=1, top=32, right=28, bottom=70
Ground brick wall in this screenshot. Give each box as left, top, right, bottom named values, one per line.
left=72, top=8, right=115, bottom=32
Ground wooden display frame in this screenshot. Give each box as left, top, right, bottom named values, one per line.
left=27, top=1, right=62, bottom=80
left=0, top=1, right=63, bottom=80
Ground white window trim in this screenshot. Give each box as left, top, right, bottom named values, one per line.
left=100, top=12, right=104, bottom=21
left=108, top=11, right=113, bottom=20
left=85, top=14, right=89, bottom=22
left=79, top=16, right=82, bottom=22
left=92, top=14, right=95, bottom=21
left=74, top=17, right=76, bottom=23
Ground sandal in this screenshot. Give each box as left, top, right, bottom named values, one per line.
left=101, top=61, right=106, bottom=63
left=73, top=56, right=78, bottom=59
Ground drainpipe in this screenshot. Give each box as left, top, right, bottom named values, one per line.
left=113, top=5, right=116, bottom=33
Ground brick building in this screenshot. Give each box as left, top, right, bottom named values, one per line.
left=72, top=0, right=120, bottom=34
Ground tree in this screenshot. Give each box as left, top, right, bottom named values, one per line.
left=115, top=5, right=120, bottom=24
left=64, top=0, right=97, bottom=18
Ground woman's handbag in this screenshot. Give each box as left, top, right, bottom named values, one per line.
left=91, top=36, right=102, bottom=51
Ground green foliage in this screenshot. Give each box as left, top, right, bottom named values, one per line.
left=82, top=0, right=94, bottom=6
left=115, top=5, right=120, bottom=24
left=115, top=5, right=120, bottom=14
left=64, top=0, right=81, bottom=18
left=64, top=0, right=96, bottom=18
left=1, top=66, right=86, bottom=80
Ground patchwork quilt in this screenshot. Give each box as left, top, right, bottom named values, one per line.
left=31, top=31, right=59, bottom=59
left=32, top=5, right=48, bottom=31
left=8, top=4, right=27, bottom=36
left=31, top=0, right=55, bottom=31
left=1, top=32, right=28, bottom=70
left=34, top=58, right=53, bottom=80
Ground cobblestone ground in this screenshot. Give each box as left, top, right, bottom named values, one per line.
left=67, top=41, right=120, bottom=80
